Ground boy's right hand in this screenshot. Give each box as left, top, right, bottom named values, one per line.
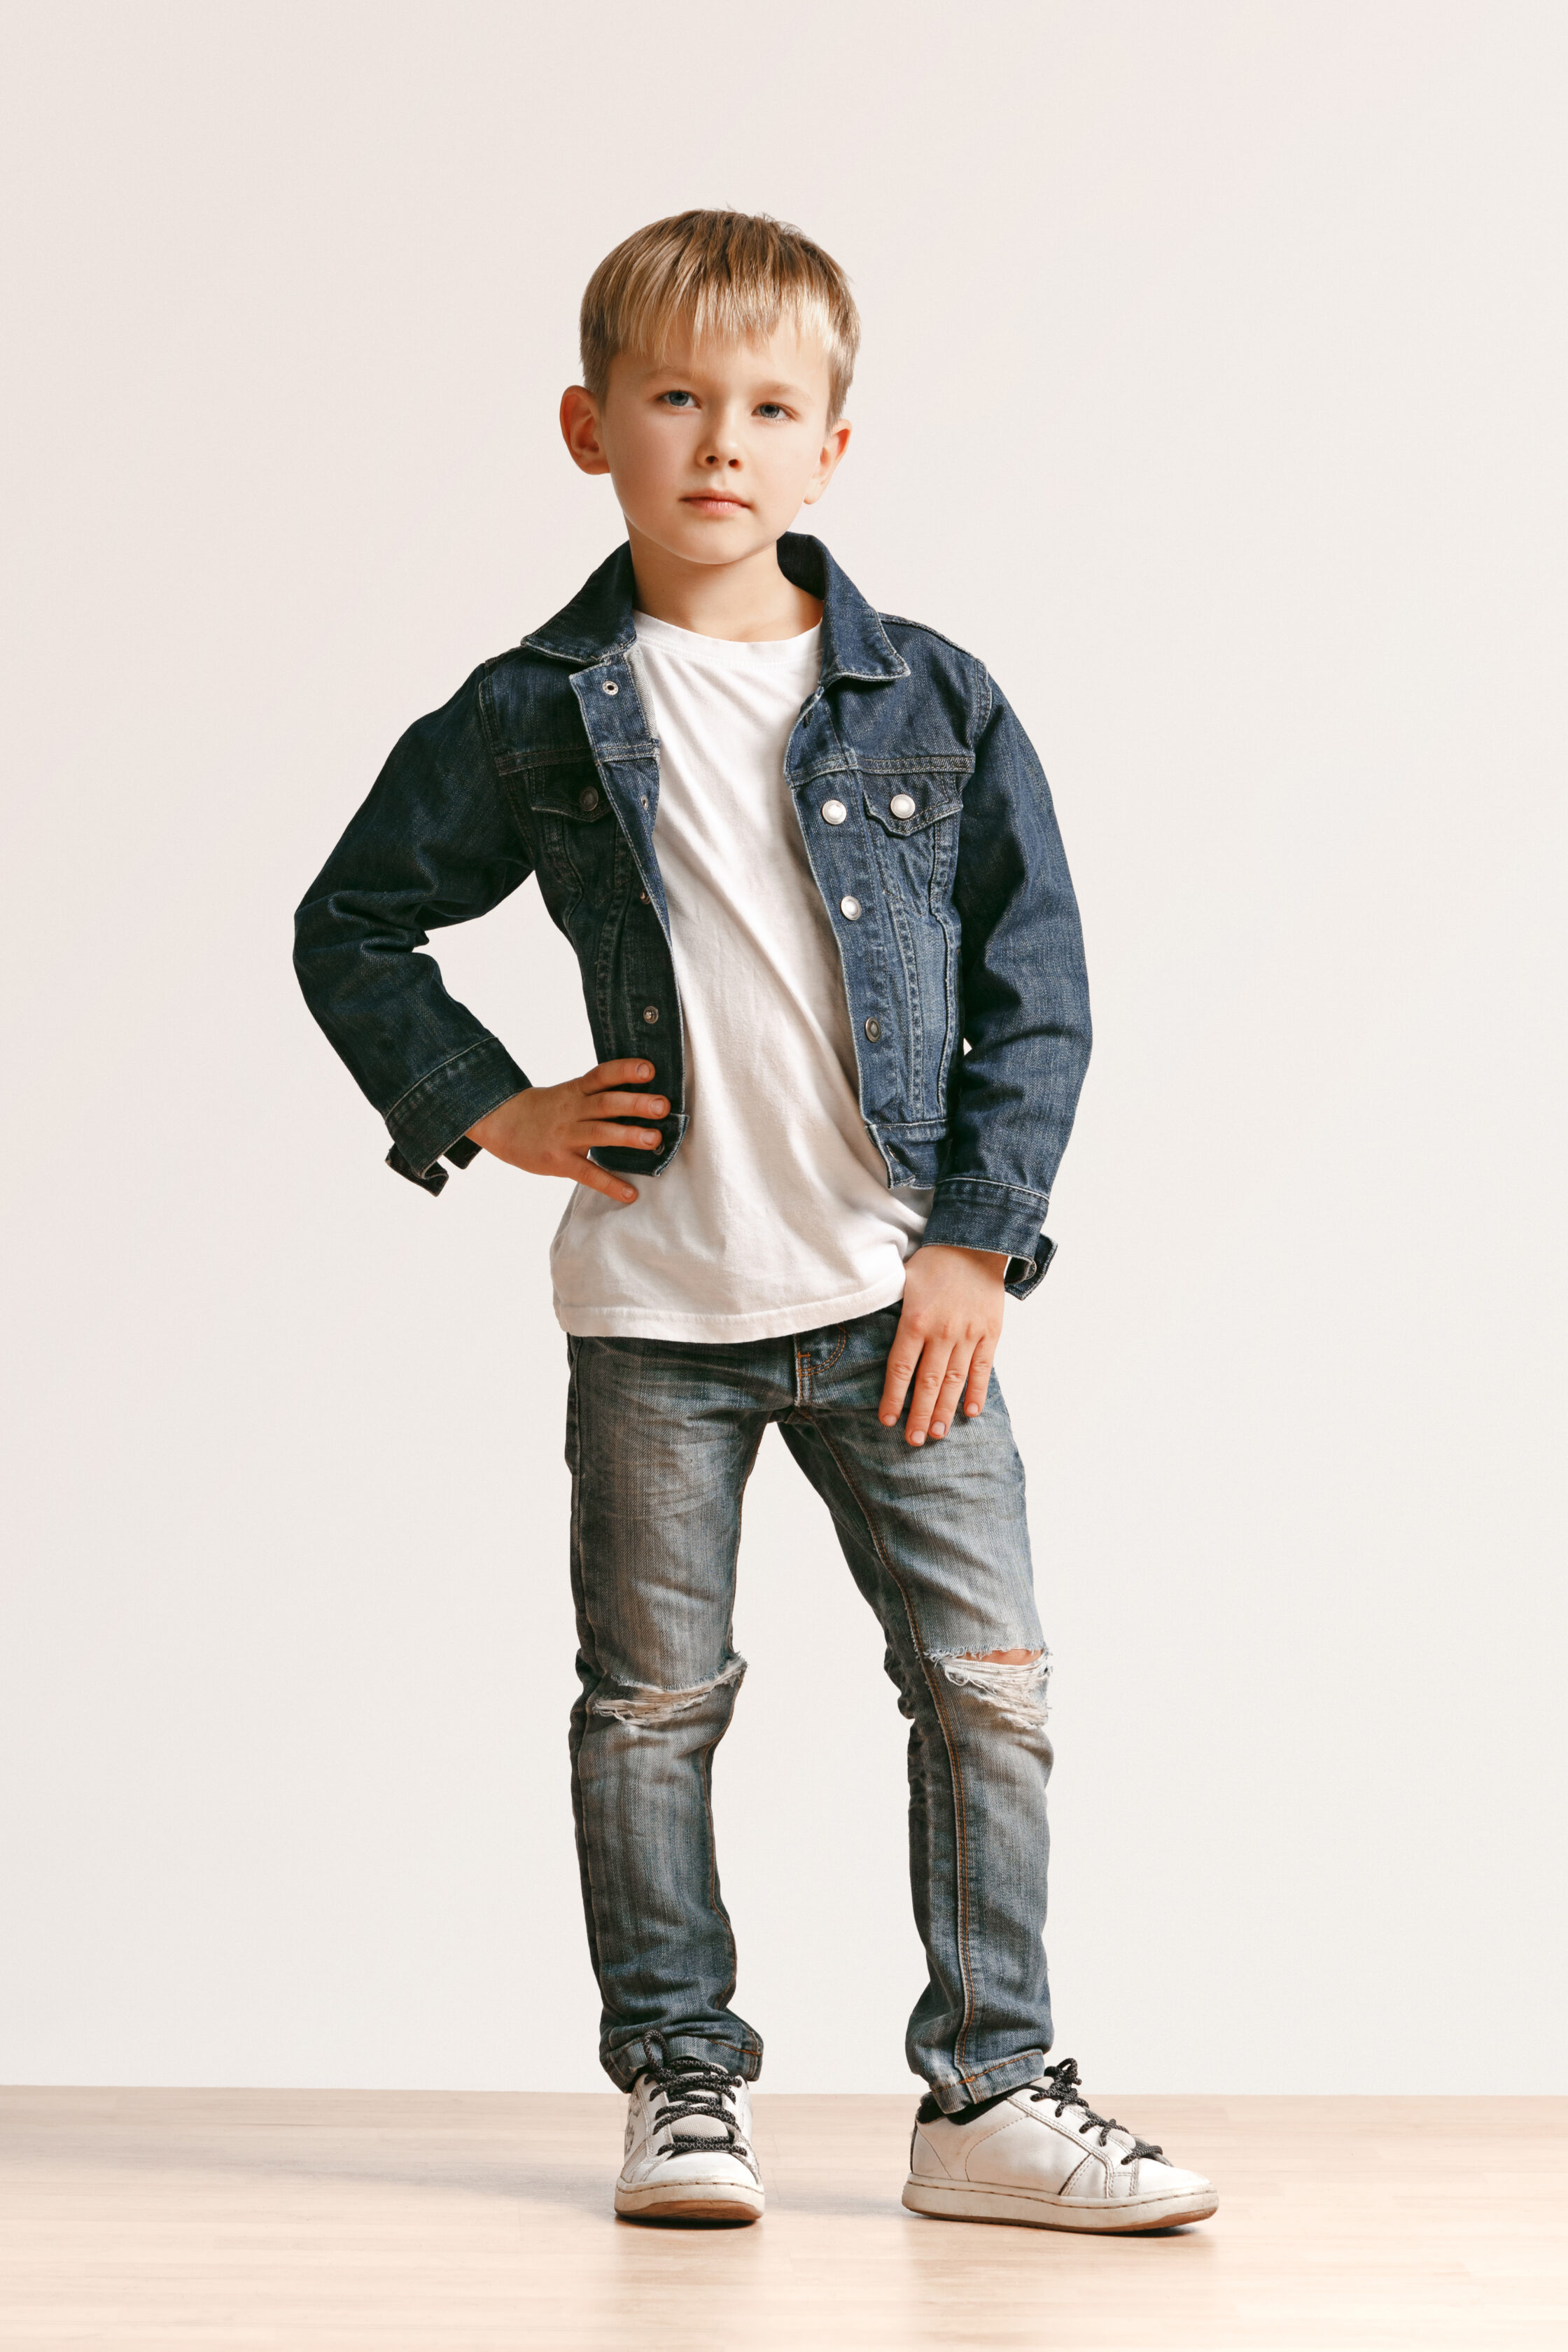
left=465, top=1060, right=667, bottom=1204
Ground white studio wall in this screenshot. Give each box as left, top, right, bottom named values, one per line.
left=1, top=0, right=1563, bottom=2095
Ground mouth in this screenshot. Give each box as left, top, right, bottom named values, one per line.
left=680, top=493, right=751, bottom=515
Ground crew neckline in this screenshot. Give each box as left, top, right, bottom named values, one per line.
left=632, top=610, right=820, bottom=666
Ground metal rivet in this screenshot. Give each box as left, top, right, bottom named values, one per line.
left=601, top=680, right=620, bottom=696
left=640, top=889, right=651, bottom=904
left=642, top=1006, right=659, bottom=1025
left=889, top=792, right=916, bottom=818
left=864, top=1017, right=882, bottom=1042
left=579, top=788, right=600, bottom=813
left=840, top=895, right=862, bottom=920
left=821, top=799, right=848, bottom=825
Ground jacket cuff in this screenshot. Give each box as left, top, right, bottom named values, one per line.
left=384, top=1135, right=483, bottom=1196
left=384, top=1037, right=530, bottom=1180
left=923, top=1178, right=1058, bottom=1301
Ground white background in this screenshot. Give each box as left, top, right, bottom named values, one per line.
left=2, top=0, right=1563, bottom=2095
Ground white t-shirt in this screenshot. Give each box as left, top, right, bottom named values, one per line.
left=550, top=610, right=932, bottom=1341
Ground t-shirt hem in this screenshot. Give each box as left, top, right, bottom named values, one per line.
left=554, top=1268, right=910, bottom=1345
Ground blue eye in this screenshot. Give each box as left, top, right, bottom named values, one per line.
left=757, top=403, right=787, bottom=420
left=660, top=390, right=696, bottom=408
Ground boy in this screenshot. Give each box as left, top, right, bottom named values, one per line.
left=294, top=211, right=1216, bottom=2234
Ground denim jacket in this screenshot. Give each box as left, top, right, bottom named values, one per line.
left=293, top=533, right=1091, bottom=1298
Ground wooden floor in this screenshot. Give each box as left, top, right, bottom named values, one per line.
left=1, top=2090, right=1564, bottom=2349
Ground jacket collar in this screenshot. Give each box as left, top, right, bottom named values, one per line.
left=521, top=532, right=909, bottom=687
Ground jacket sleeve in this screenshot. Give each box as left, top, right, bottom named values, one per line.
left=293, top=665, right=534, bottom=1194
left=919, top=671, right=1092, bottom=1296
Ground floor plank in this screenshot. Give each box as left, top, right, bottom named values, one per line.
left=1, top=2090, right=1564, bottom=2349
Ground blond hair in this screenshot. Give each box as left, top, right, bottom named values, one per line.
left=580, top=210, right=860, bottom=422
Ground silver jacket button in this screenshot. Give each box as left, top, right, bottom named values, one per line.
left=579, top=787, right=600, bottom=812
left=839, top=895, right=862, bottom=920
left=821, top=799, right=848, bottom=825
left=864, top=1017, right=883, bottom=1042
left=889, top=792, right=916, bottom=818
left=601, top=679, right=620, bottom=696
left=641, top=1005, right=659, bottom=1025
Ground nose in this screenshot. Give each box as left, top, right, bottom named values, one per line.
left=700, top=405, right=745, bottom=469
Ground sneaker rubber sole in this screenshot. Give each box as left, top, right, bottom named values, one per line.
left=902, top=2174, right=1217, bottom=2233
left=615, top=2178, right=764, bottom=2224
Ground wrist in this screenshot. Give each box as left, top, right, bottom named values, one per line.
left=466, top=1087, right=530, bottom=1149
left=916, top=1242, right=1010, bottom=1278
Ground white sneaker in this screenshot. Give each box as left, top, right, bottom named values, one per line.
left=614, top=2058, right=764, bottom=2223
left=904, top=2059, right=1217, bottom=2233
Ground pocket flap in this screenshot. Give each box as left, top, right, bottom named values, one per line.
left=862, top=778, right=964, bottom=835
left=528, top=772, right=615, bottom=822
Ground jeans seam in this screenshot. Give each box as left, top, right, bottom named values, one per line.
left=699, top=1723, right=739, bottom=2005
left=705, top=1421, right=764, bottom=2012
left=811, top=1420, right=979, bottom=2067
left=730, top=1422, right=769, bottom=1650
left=566, top=1343, right=609, bottom=2001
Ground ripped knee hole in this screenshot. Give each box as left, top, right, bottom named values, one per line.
left=932, top=1646, right=1051, bottom=1728
left=588, top=1656, right=746, bottom=1728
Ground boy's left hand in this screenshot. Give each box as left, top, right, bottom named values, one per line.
left=879, top=1244, right=1011, bottom=1447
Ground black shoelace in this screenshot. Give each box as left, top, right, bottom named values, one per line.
left=1030, top=2059, right=1163, bottom=2165
left=645, top=2059, right=746, bottom=2155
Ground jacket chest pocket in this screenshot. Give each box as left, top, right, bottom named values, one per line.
left=862, top=775, right=967, bottom=1114
left=862, top=775, right=965, bottom=908
left=525, top=767, right=624, bottom=915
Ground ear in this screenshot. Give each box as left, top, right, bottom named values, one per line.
left=801, top=418, right=853, bottom=507
left=560, top=386, right=611, bottom=476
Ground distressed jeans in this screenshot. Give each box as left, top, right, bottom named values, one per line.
left=566, top=1303, right=1055, bottom=2113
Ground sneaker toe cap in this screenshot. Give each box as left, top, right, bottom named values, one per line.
left=1137, top=2158, right=1212, bottom=2197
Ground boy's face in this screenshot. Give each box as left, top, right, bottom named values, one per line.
left=561, top=321, right=850, bottom=568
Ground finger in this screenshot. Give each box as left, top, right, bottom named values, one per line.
left=928, top=1351, right=971, bottom=1442
left=904, top=1338, right=957, bottom=1448
left=582, top=1058, right=658, bottom=1094
left=583, top=1121, right=664, bottom=1152
left=590, top=1090, right=670, bottom=1119
left=878, top=1316, right=927, bottom=1427
left=571, top=1159, right=638, bottom=1205
left=963, top=1340, right=997, bottom=1420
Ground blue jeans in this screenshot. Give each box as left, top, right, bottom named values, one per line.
left=565, top=1303, right=1055, bottom=2113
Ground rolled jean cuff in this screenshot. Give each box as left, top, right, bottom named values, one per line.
left=603, top=2031, right=764, bottom=2090
left=925, top=2047, right=1048, bottom=2114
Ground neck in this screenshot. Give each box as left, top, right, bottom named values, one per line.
left=626, top=527, right=822, bottom=642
